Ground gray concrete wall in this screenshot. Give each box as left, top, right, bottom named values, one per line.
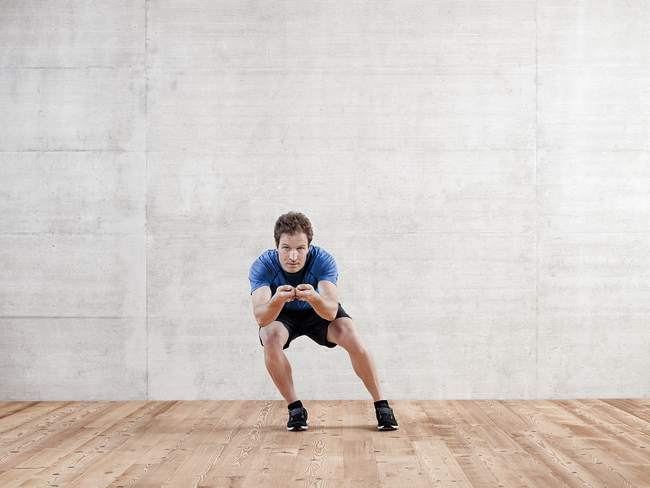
left=1, top=1, right=649, bottom=401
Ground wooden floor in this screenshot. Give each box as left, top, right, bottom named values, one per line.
left=1, top=400, right=649, bottom=487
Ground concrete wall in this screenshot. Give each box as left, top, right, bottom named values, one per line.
left=1, top=1, right=649, bottom=401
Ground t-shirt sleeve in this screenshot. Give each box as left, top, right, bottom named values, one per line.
left=249, top=256, right=271, bottom=294
left=315, top=249, right=338, bottom=285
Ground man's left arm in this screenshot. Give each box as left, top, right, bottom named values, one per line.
left=296, top=280, right=338, bottom=321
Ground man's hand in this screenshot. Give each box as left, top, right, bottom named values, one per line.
left=295, top=284, right=318, bottom=303
left=275, top=285, right=297, bottom=303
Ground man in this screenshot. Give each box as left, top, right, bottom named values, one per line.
left=249, top=211, right=399, bottom=431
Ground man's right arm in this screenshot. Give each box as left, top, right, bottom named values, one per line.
left=251, top=285, right=296, bottom=327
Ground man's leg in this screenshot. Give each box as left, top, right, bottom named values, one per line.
left=259, top=322, right=299, bottom=404
left=326, top=317, right=384, bottom=402
left=327, top=317, right=399, bottom=430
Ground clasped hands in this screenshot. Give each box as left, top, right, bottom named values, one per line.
left=275, top=284, right=316, bottom=303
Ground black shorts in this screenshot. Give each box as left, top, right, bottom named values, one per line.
left=259, top=304, right=351, bottom=350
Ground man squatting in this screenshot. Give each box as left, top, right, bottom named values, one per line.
left=249, top=211, right=399, bottom=431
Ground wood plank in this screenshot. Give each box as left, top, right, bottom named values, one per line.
left=412, top=438, right=473, bottom=488
left=0, top=467, right=41, bottom=488
left=108, top=401, right=262, bottom=487
left=162, top=401, right=275, bottom=487
left=295, top=401, right=344, bottom=481
left=12, top=467, right=70, bottom=488
left=0, top=402, right=96, bottom=451
left=0, top=402, right=73, bottom=440
left=399, top=400, right=439, bottom=441
left=507, top=400, right=646, bottom=488
left=343, top=401, right=379, bottom=480
left=443, top=401, right=532, bottom=487
left=373, top=431, right=434, bottom=488
left=398, top=401, right=472, bottom=488
left=198, top=401, right=273, bottom=480
left=17, top=401, right=177, bottom=488
left=236, top=401, right=304, bottom=488
left=578, top=399, right=650, bottom=441
left=81, top=401, right=150, bottom=430
left=99, top=401, right=221, bottom=487
left=601, top=399, right=650, bottom=425
left=478, top=401, right=588, bottom=488
left=557, top=400, right=650, bottom=486
left=0, top=402, right=111, bottom=470
left=13, top=402, right=143, bottom=470
left=61, top=402, right=194, bottom=487
left=0, top=403, right=40, bottom=422
left=434, top=401, right=501, bottom=488
left=105, top=400, right=225, bottom=487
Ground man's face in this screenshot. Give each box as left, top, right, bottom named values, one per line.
left=277, top=232, right=310, bottom=273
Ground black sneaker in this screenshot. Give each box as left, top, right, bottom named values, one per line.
left=287, top=406, right=309, bottom=431
left=376, top=406, right=399, bottom=430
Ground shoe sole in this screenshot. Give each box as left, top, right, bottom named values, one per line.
left=378, top=425, right=399, bottom=430
left=288, top=420, right=309, bottom=431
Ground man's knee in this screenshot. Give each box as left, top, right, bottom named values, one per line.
left=328, top=318, right=365, bottom=351
left=260, top=322, right=289, bottom=350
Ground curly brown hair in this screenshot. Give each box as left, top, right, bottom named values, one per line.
left=274, top=212, right=313, bottom=246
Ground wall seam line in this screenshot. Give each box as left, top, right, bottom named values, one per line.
left=144, top=0, right=150, bottom=403
left=535, top=0, right=540, bottom=399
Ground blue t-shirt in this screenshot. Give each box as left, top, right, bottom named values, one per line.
left=249, top=246, right=338, bottom=311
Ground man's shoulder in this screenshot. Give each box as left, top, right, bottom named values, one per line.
left=250, top=249, right=280, bottom=274
left=308, top=246, right=337, bottom=277
left=309, top=245, right=331, bottom=258
left=310, top=246, right=334, bottom=261
left=257, top=248, right=278, bottom=262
